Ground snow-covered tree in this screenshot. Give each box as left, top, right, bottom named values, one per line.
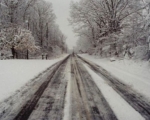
left=70, top=0, right=150, bottom=59
left=0, top=26, right=38, bottom=59
left=0, top=0, right=67, bottom=59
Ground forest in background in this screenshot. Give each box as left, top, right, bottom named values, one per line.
left=0, top=0, right=67, bottom=59
left=70, top=0, right=150, bottom=60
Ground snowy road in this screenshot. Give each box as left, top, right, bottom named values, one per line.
left=0, top=54, right=150, bottom=120
left=78, top=55, right=150, bottom=120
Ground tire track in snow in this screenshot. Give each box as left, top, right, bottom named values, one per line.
left=28, top=58, right=69, bottom=120
left=12, top=55, right=70, bottom=120
left=71, top=54, right=118, bottom=120
left=78, top=55, right=150, bottom=120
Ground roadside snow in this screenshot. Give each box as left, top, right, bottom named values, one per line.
left=0, top=55, right=68, bottom=102
left=83, top=63, right=144, bottom=120
left=79, top=54, right=150, bottom=100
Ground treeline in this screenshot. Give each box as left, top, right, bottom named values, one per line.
left=0, top=0, right=67, bottom=59
left=70, top=0, right=150, bottom=60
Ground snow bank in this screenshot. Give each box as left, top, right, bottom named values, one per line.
left=79, top=54, right=150, bottom=100
left=0, top=55, right=68, bottom=102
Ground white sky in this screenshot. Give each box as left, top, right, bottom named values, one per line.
left=45, top=0, right=79, bottom=49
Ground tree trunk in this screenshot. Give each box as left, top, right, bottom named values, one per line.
left=27, top=49, right=29, bottom=59
left=16, top=52, right=18, bottom=59
left=148, top=43, right=150, bottom=60
left=11, top=47, right=15, bottom=59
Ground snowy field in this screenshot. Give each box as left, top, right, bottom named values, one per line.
left=0, top=54, right=68, bottom=102
left=79, top=54, right=150, bottom=100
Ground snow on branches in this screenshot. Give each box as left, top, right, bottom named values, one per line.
left=70, top=0, right=150, bottom=59
left=0, top=26, right=39, bottom=53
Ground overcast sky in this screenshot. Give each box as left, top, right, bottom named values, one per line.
left=45, top=0, right=79, bottom=49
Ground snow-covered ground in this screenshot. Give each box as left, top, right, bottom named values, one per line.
left=83, top=63, right=144, bottom=120
left=0, top=54, right=68, bottom=102
left=79, top=54, right=150, bottom=100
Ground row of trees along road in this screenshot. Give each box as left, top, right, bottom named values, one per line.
left=0, top=0, right=67, bottom=59
left=70, top=0, right=150, bottom=60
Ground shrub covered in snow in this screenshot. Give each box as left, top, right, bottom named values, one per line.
left=0, top=26, right=39, bottom=59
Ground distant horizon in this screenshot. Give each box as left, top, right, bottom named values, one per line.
left=45, top=0, right=79, bottom=49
